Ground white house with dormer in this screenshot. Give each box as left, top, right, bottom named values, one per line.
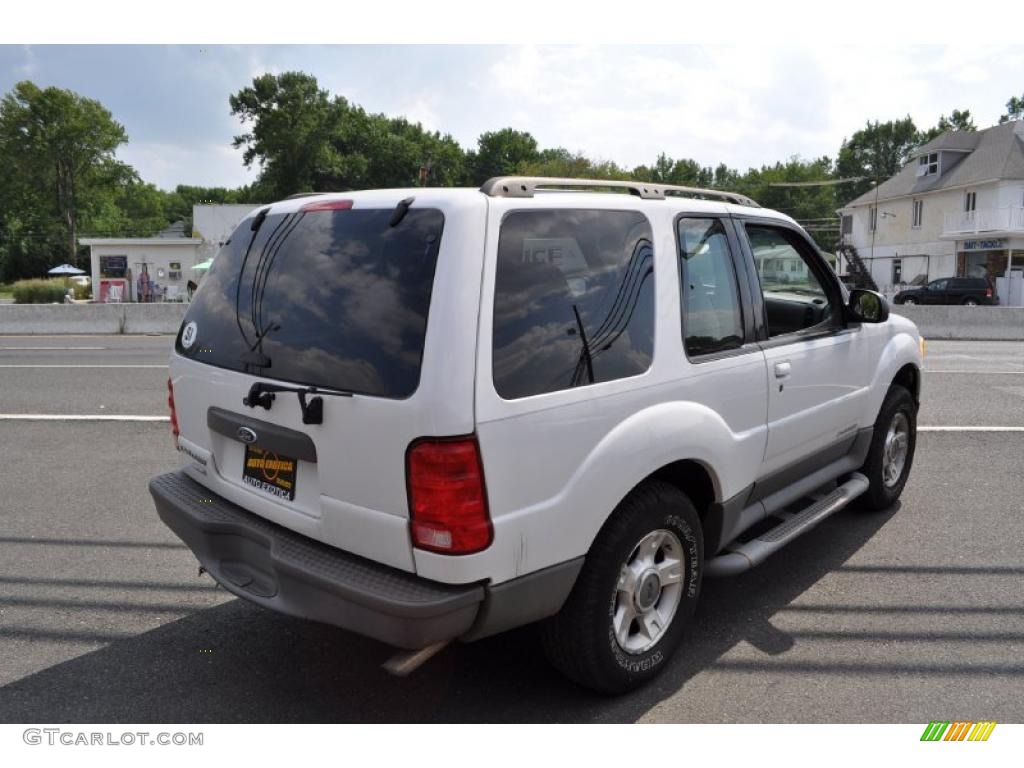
left=837, top=120, right=1024, bottom=304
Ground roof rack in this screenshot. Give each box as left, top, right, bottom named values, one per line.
left=283, top=192, right=324, bottom=200
left=480, top=176, right=759, bottom=207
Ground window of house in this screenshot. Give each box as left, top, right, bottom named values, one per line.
left=869, top=206, right=878, bottom=232
left=492, top=209, right=655, bottom=399
left=919, top=153, right=939, bottom=175
left=677, top=218, right=743, bottom=357
left=912, top=199, right=923, bottom=228
left=965, top=191, right=977, bottom=213
left=892, top=259, right=902, bottom=285
left=168, top=261, right=182, bottom=280
left=841, top=215, right=852, bottom=236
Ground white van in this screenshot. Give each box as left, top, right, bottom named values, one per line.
left=150, top=177, right=922, bottom=693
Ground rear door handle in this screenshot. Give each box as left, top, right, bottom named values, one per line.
left=774, top=362, right=792, bottom=379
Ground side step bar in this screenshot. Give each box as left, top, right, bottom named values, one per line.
left=705, top=473, right=869, bottom=578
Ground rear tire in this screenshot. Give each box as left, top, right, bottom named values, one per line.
left=902, top=297, right=916, bottom=305
left=853, top=385, right=917, bottom=511
left=541, top=480, right=703, bottom=694
left=963, top=297, right=979, bottom=306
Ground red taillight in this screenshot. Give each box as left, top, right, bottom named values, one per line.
left=167, top=377, right=180, bottom=444
left=407, top=437, right=492, bottom=555
left=300, top=199, right=354, bottom=212
left=986, top=287, right=993, bottom=297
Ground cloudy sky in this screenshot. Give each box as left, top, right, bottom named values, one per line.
left=2, top=44, right=1022, bottom=191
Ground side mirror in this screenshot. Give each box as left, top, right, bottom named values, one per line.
left=848, top=289, right=889, bottom=324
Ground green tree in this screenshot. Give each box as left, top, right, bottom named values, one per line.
left=835, top=117, right=921, bottom=204
left=999, top=94, right=1024, bottom=124
left=633, top=153, right=714, bottom=187
left=230, top=72, right=344, bottom=199
left=519, top=147, right=630, bottom=180
left=0, top=81, right=129, bottom=270
left=472, top=128, right=541, bottom=183
left=919, top=108, right=977, bottom=143
left=733, top=156, right=840, bottom=250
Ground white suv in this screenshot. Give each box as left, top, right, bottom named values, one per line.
left=150, top=177, right=922, bottom=693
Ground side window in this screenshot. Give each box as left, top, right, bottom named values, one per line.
left=677, top=218, right=744, bottom=357
left=492, top=209, right=655, bottom=400
left=747, top=224, right=835, bottom=338
left=930, top=279, right=949, bottom=291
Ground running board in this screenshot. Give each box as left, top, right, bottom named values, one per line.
left=705, top=473, right=869, bottom=578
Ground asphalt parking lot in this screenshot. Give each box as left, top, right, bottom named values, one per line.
left=0, top=335, right=1022, bottom=723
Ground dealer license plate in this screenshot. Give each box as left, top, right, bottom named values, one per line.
left=242, top=445, right=297, bottom=501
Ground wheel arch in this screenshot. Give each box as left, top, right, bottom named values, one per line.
left=647, top=459, right=718, bottom=525
left=892, top=362, right=921, bottom=404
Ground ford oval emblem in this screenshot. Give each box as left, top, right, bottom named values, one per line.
left=237, top=427, right=258, bottom=444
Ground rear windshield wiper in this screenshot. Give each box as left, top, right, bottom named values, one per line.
left=242, top=381, right=353, bottom=425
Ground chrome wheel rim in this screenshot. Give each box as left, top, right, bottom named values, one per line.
left=613, top=529, right=684, bottom=654
left=883, top=411, right=910, bottom=487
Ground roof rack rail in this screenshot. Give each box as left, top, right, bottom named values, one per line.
left=283, top=192, right=324, bottom=200
left=480, top=176, right=759, bottom=207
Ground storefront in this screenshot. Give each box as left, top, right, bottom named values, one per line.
left=80, top=237, right=202, bottom=303
left=956, top=238, right=1022, bottom=280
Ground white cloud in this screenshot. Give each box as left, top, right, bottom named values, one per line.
left=396, top=91, right=442, bottom=132
left=475, top=45, right=1024, bottom=174
left=117, top=142, right=255, bottom=190
left=29, top=43, right=1022, bottom=189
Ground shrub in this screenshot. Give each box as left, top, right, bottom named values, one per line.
left=11, top=278, right=74, bottom=304
left=72, top=281, right=92, bottom=300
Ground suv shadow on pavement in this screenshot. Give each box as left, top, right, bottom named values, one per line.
left=0, top=506, right=900, bottom=723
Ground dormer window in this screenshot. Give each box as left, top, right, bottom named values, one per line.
left=918, top=152, right=939, bottom=176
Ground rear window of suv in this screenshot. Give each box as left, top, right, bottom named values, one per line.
left=492, top=209, right=655, bottom=400
left=176, top=205, right=444, bottom=399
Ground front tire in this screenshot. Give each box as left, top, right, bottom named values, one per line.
left=853, top=385, right=917, bottom=511
left=902, top=297, right=916, bottom=305
left=541, top=480, right=703, bottom=694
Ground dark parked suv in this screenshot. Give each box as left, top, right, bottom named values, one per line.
left=894, top=277, right=997, bottom=306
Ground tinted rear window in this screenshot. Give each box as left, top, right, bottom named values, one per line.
left=176, top=206, right=444, bottom=399
left=492, top=209, right=655, bottom=400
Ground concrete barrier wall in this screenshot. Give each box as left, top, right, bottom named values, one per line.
left=0, top=304, right=188, bottom=335
left=1, top=302, right=1020, bottom=340
left=891, top=305, right=1024, bottom=340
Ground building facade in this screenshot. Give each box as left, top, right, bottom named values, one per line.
left=192, top=204, right=261, bottom=263
left=838, top=120, right=1024, bottom=302
left=80, top=203, right=260, bottom=302
left=80, top=237, right=201, bottom=303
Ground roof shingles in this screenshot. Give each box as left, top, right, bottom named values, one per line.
left=845, top=121, right=1024, bottom=208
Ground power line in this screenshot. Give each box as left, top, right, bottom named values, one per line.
left=767, top=177, right=868, bottom=188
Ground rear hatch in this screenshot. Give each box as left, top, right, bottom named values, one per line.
left=169, top=192, right=486, bottom=573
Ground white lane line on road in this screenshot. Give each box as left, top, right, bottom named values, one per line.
left=0, top=414, right=168, bottom=421
left=0, top=364, right=165, bottom=368
left=0, top=346, right=107, bottom=351
left=919, top=426, right=1024, bottom=432
left=925, top=369, right=1024, bottom=374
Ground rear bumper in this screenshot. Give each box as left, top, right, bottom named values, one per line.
left=149, top=471, right=483, bottom=649
left=149, top=471, right=582, bottom=649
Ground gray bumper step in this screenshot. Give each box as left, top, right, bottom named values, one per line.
left=149, top=471, right=484, bottom=649
left=705, top=473, right=869, bottom=578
